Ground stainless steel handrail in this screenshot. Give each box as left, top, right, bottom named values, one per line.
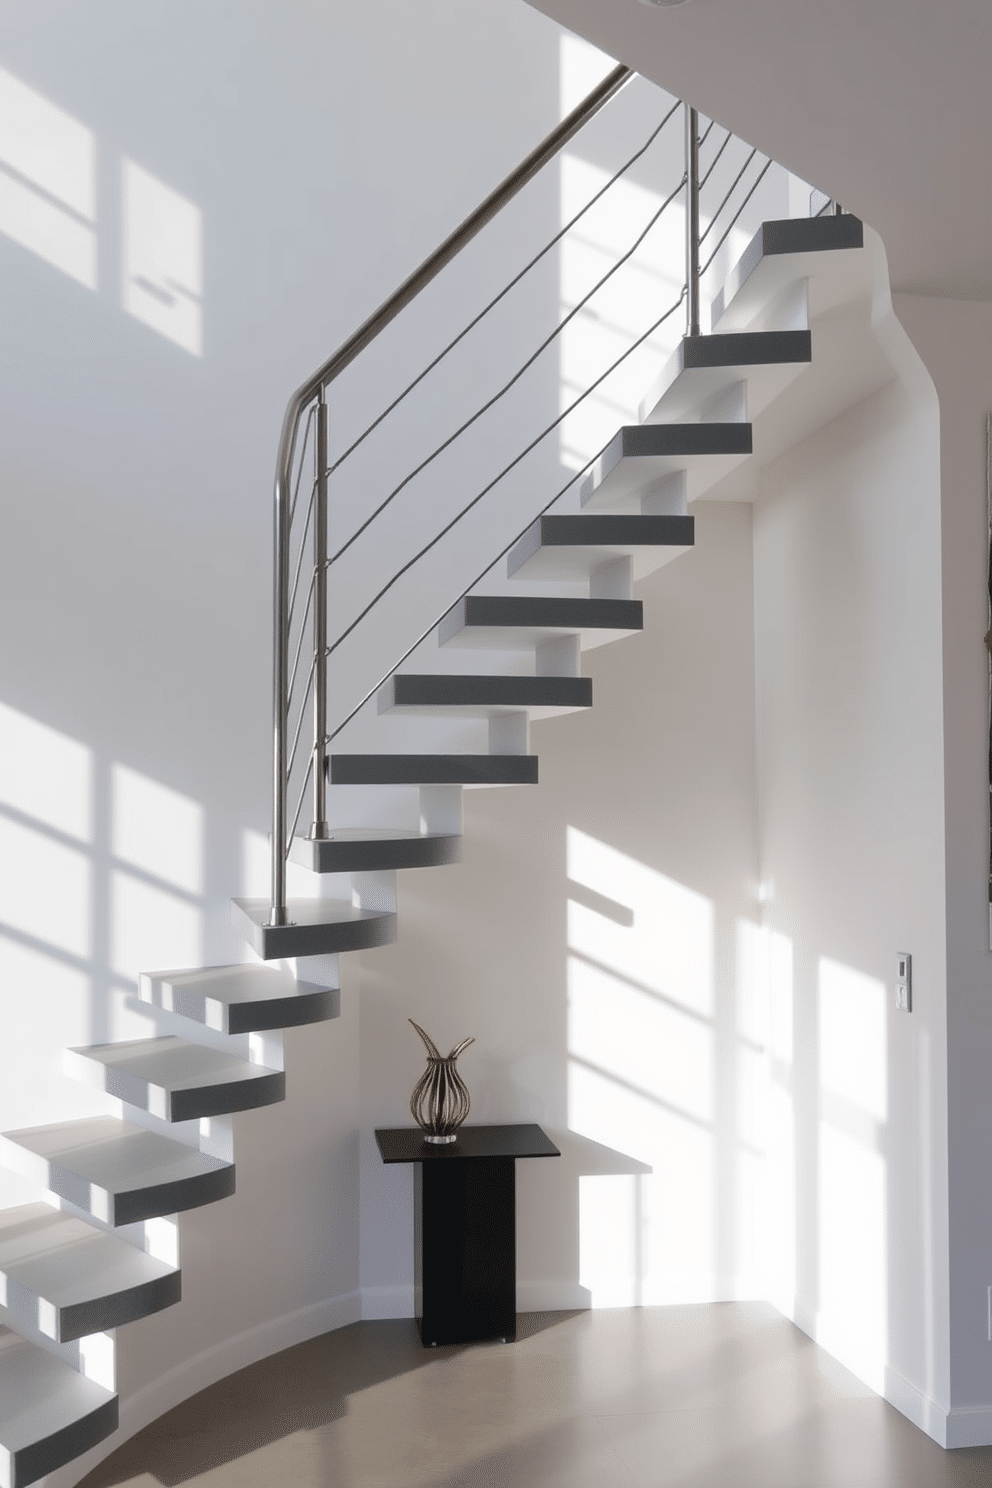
left=269, top=62, right=633, bottom=922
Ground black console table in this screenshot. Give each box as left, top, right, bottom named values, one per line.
left=375, top=1123, right=560, bottom=1346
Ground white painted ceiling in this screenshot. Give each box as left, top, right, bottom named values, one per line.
left=527, top=0, right=992, bottom=300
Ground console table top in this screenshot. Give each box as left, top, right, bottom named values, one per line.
left=375, top=1122, right=560, bottom=1164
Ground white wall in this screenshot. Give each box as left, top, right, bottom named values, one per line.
left=752, top=353, right=951, bottom=1431
left=358, top=502, right=763, bottom=1316
left=891, top=295, right=992, bottom=1445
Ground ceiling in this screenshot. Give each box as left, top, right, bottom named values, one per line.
left=527, top=0, right=992, bottom=301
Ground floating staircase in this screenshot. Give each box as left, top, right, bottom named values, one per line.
left=0, top=140, right=867, bottom=1487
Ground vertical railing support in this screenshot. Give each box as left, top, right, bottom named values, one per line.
left=310, top=387, right=330, bottom=840
left=685, top=103, right=700, bottom=338
left=270, top=437, right=291, bottom=925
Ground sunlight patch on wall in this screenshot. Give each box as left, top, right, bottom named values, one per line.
left=0, top=815, right=91, bottom=957
left=735, top=917, right=770, bottom=1288
left=558, top=156, right=684, bottom=471
left=566, top=827, right=715, bottom=1304
left=112, top=764, right=203, bottom=895
left=765, top=927, right=796, bottom=1311
left=567, top=826, right=713, bottom=1014
left=111, top=871, right=202, bottom=981
left=819, top=956, right=887, bottom=1121
left=0, top=66, right=96, bottom=287
left=817, top=956, right=888, bottom=1393
left=111, top=765, right=204, bottom=979
left=0, top=701, right=92, bottom=839
left=559, top=34, right=615, bottom=118
left=569, top=955, right=712, bottom=1125
left=123, top=159, right=202, bottom=355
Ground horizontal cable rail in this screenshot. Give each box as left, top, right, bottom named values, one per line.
left=270, top=68, right=816, bottom=921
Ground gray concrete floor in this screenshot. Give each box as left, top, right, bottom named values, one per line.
left=79, top=1305, right=992, bottom=1487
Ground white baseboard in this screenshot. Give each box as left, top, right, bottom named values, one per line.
left=45, top=1288, right=362, bottom=1488
left=945, top=1403, right=992, bottom=1449
left=361, top=1285, right=414, bottom=1320
left=516, top=1279, right=591, bottom=1311
left=884, top=1364, right=950, bottom=1446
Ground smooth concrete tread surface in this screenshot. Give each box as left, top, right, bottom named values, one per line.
left=0, top=1117, right=235, bottom=1226
left=378, top=673, right=592, bottom=721
left=508, top=513, right=693, bottom=582
left=711, top=213, right=865, bottom=332
left=140, top=964, right=338, bottom=1035
left=65, top=1038, right=285, bottom=1123
left=0, top=1203, right=179, bottom=1344
left=579, top=422, right=752, bottom=508
left=0, top=1326, right=117, bottom=1488
left=290, top=828, right=461, bottom=874
left=640, top=328, right=811, bottom=425
left=231, top=897, right=397, bottom=962
left=329, top=754, right=539, bottom=787
left=439, top=594, right=643, bottom=651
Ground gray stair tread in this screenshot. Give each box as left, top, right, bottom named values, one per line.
left=0, top=1117, right=235, bottom=1226
left=379, top=673, right=592, bottom=720
left=0, top=1203, right=179, bottom=1344
left=231, top=898, right=397, bottom=963
left=711, top=213, right=864, bottom=332
left=140, top=963, right=337, bottom=1034
left=579, top=422, right=751, bottom=509
left=0, top=1326, right=117, bottom=1488
left=65, top=1038, right=285, bottom=1123
left=639, top=329, right=811, bottom=425
left=439, top=595, right=642, bottom=651
left=330, top=754, right=538, bottom=787
left=290, top=828, right=460, bottom=874
left=508, top=513, right=693, bottom=582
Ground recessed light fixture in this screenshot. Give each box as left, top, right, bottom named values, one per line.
left=638, top=0, right=694, bottom=7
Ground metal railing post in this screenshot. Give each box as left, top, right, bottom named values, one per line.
left=685, top=103, right=700, bottom=337
left=270, top=453, right=290, bottom=925
left=310, top=388, right=330, bottom=840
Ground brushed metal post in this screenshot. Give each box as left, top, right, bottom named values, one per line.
left=685, top=104, right=700, bottom=337
left=310, top=388, right=330, bottom=840
left=270, top=444, right=290, bottom=925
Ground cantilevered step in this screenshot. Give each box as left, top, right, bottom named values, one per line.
left=0, top=1117, right=235, bottom=1226
left=378, top=673, right=592, bottom=721
left=640, top=329, right=811, bottom=426
left=438, top=595, right=643, bottom=651
left=711, top=213, right=864, bottom=332
left=579, top=422, right=751, bottom=509
left=508, top=513, right=693, bottom=583
left=290, top=827, right=461, bottom=874
left=231, top=897, right=396, bottom=961
left=0, top=1203, right=180, bottom=1344
left=0, top=1326, right=117, bottom=1488
left=330, top=754, right=538, bottom=787
left=140, top=963, right=339, bottom=1034
left=65, top=1038, right=285, bottom=1122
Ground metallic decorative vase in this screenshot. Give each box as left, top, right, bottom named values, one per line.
left=408, top=1020, right=474, bottom=1144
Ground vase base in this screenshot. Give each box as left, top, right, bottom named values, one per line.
left=424, top=1133, right=458, bottom=1145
